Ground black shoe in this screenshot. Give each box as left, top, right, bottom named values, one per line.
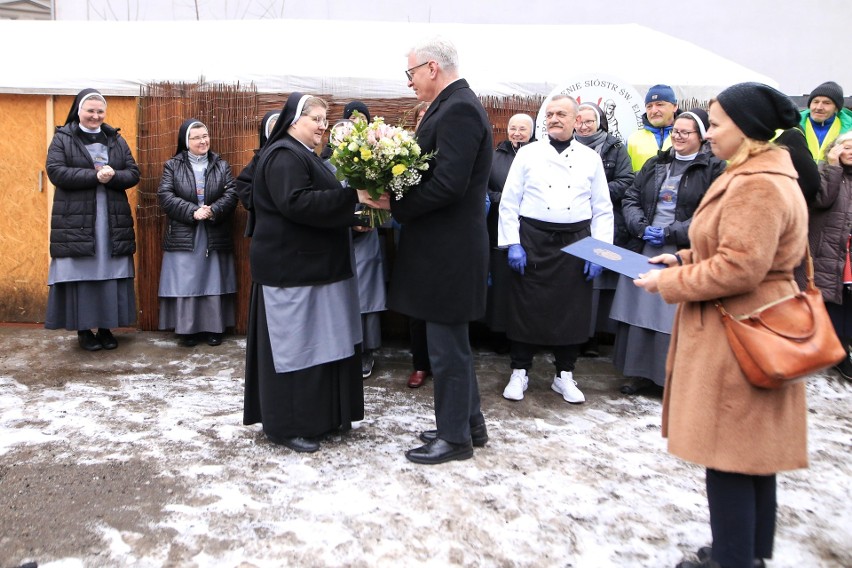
left=695, top=546, right=765, bottom=568
left=580, top=337, right=600, bottom=357
left=834, top=353, right=852, bottom=380
left=78, top=330, right=103, bottom=351
left=620, top=377, right=655, bottom=395
left=490, top=333, right=511, bottom=355
left=268, top=435, right=320, bottom=453
left=178, top=334, right=198, bottom=347
left=420, top=422, right=488, bottom=447
left=96, top=328, right=117, bottom=350
left=361, top=352, right=375, bottom=379
left=405, top=437, right=473, bottom=465
left=206, top=333, right=223, bottom=346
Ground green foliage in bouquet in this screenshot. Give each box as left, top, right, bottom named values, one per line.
left=329, top=112, right=435, bottom=203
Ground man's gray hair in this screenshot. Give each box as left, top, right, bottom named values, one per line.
left=409, top=36, right=458, bottom=73
left=550, top=94, right=580, bottom=113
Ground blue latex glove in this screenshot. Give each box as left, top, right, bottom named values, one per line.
left=583, top=261, right=603, bottom=281
left=643, top=226, right=665, bottom=247
left=508, top=244, right=526, bottom=275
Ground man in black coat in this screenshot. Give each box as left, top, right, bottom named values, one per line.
left=363, top=36, right=492, bottom=464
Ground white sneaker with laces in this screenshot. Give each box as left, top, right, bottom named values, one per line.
left=503, top=369, right=528, bottom=401
left=552, top=371, right=585, bottom=404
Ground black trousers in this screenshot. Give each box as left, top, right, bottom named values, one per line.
left=706, top=468, right=776, bottom=568
left=409, top=317, right=431, bottom=372
left=425, top=321, right=484, bottom=444
left=510, top=340, right=579, bottom=374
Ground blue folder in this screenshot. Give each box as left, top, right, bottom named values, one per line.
left=561, top=237, right=666, bottom=279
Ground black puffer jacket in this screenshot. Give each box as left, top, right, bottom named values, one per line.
left=46, top=122, right=139, bottom=258
left=598, top=134, right=635, bottom=247
left=486, top=140, right=519, bottom=247
left=622, top=148, right=725, bottom=252
left=157, top=151, right=238, bottom=252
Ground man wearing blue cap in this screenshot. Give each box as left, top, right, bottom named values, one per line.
left=627, top=84, right=680, bottom=171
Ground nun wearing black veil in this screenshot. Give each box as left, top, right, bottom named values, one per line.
left=45, top=88, right=140, bottom=351
left=235, top=110, right=279, bottom=237
left=156, top=119, right=239, bottom=347
left=243, top=92, right=366, bottom=453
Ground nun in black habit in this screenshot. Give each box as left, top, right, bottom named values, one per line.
left=44, top=88, right=140, bottom=351
left=235, top=110, right=279, bottom=237
left=156, top=119, right=239, bottom=347
left=243, top=92, right=366, bottom=453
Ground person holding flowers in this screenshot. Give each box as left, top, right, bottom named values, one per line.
left=361, top=36, right=493, bottom=465
left=242, top=92, right=371, bottom=454
left=327, top=101, right=388, bottom=380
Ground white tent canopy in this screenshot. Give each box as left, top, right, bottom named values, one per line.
left=0, top=19, right=777, bottom=100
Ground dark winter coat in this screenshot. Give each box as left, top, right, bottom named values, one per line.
left=388, top=79, right=492, bottom=324
left=46, top=122, right=139, bottom=258
left=657, top=148, right=808, bottom=474
left=157, top=151, right=238, bottom=252
left=598, top=134, right=635, bottom=247
left=775, top=127, right=820, bottom=206
left=806, top=163, right=852, bottom=304
left=250, top=136, right=358, bottom=287
left=486, top=140, right=519, bottom=248
left=622, top=148, right=725, bottom=252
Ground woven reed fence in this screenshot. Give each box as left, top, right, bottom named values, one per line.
left=136, top=82, right=258, bottom=333
left=135, top=82, right=546, bottom=335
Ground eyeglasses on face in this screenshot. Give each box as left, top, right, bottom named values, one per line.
left=405, top=61, right=429, bottom=81
left=671, top=129, right=696, bottom=138
left=188, top=134, right=210, bottom=142
left=577, top=119, right=597, bottom=128
left=302, top=115, right=328, bottom=127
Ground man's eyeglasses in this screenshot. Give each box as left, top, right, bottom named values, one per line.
left=405, top=61, right=429, bottom=81
left=672, top=129, right=696, bottom=139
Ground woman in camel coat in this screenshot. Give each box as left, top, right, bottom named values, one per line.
left=636, top=83, right=808, bottom=568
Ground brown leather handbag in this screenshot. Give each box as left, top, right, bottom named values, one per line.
left=714, top=248, right=846, bottom=389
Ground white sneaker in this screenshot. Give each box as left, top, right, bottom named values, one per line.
left=503, top=369, right=528, bottom=401
left=552, top=371, right=585, bottom=404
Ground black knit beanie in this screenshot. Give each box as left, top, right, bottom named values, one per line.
left=808, top=81, right=844, bottom=110
left=716, top=82, right=800, bottom=141
left=344, top=101, right=371, bottom=123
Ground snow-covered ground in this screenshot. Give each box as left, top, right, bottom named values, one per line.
left=0, top=327, right=849, bottom=567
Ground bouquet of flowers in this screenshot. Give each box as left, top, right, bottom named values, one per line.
left=329, top=112, right=434, bottom=227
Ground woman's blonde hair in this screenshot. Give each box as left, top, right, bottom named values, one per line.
left=726, top=138, right=776, bottom=170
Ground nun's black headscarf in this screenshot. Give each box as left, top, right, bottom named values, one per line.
left=175, top=118, right=207, bottom=157
left=577, top=102, right=608, bottom=133
left=258, top=110, right=280, bottom=148
left=64, top=88, right=107, bottom=126
left=263, top=92, right=309, bottom=149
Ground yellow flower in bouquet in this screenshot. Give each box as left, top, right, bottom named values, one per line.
left=329, top=112, right=435, bottom=225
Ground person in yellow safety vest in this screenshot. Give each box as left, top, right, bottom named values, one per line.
left=627, top=84, right=680, bottom=171
left=799, top=81, right=852, bottom=163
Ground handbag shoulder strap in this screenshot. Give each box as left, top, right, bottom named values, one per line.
left=716, top=245, right=814, bottom=315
